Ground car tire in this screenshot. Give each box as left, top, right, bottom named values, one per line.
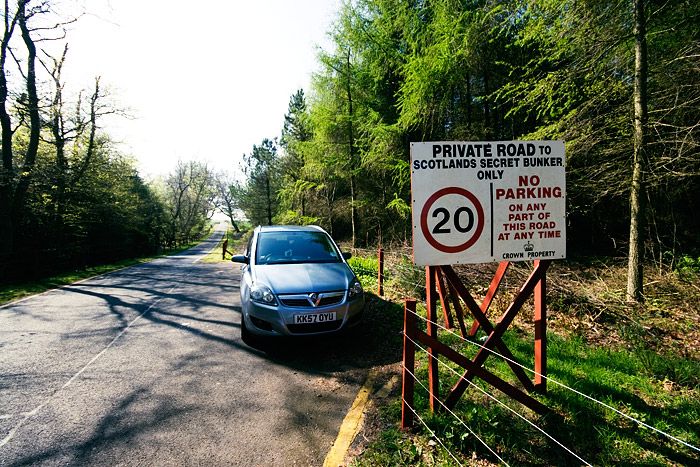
left=241, top=315, right=262, bottom=348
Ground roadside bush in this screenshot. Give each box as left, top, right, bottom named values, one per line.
left=348, top=256, right=378, bottom=291
left=675, top=255, right=700, bottom=282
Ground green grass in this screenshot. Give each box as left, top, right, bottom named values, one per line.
left=348, top=252, right=700, bottom=466
left=200, top=228, right=250, bottom=263
left=354, top=324, right=699, bottom=466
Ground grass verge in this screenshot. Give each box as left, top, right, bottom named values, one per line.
left=199, top=228, right=250, bottom=263
left=346, top=255, right=700, bottom=466
left=0, top=236, right=208, bottom=306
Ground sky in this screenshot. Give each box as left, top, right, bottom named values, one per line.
left=56, top=0, right=341, bottom=179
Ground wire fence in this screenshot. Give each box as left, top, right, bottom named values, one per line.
left=348, top=247, right=700, bottom=465
left=402, top=355, right=509, bottom=466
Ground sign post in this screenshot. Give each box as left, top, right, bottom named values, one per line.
left=401, top=141, right=566, bottom=426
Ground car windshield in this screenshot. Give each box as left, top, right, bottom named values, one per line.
left=255, top=231, right=341, bottom=265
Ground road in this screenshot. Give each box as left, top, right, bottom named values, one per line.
left=0, top=228, right=390, bottom=466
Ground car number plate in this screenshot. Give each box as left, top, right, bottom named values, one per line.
left=294, top=312, right=336, bottom=324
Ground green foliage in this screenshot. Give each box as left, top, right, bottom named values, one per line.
left=347, top=255, right=379, bottom=290
left=237, top=139, right=281, bottom=226
left=386, top=193, right=411, bottom=219
left=2, top=130, right=169, bottom=282
left=228, top=0, right=700, bottom=259
left=274, top=210, right=319, bottom=226
left=675, top=255, right=700, bottom=281
left=357, top=331, right=700, bottom=465
left=159, top=160, right=215, bottom=247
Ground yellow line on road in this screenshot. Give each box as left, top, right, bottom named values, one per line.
left=323, top=370, right=377, bottom=467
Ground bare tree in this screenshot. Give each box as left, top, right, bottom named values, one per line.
left=213, top=172, right=240, bottom=233
left=164, top=161, right=216, bottom=245
left=0, top=0, right=78, bottom=256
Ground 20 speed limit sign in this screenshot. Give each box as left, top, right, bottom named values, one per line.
left=420, top=187, right=484, bottom=253
left=411, top=141, right=566, bottom=265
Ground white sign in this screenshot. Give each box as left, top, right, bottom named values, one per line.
left=411, top=141, right=566, bottom=265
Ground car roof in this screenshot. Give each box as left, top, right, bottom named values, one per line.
left=256, top=225, right=326, bottom=233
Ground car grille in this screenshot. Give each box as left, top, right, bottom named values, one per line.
left=280, top=298, right=310, bottom=307
left=287, top=320, right=343, bottom=334
left=319, top=296, right=343, bottom=306
left=279, top=292, right=344, bottom=308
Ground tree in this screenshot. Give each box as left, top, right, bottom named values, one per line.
left=626, top=0, right=648, bottom=302
left=213, top=171, right=241, bottom=233
left=0, top=0, right=42, bottom=257
left=263, top=0, right=698, bottom=263
left=238, top=138, right=280, bottom=226
left=163, top=161, right=215, bottom=246
left=0, top=0, right=79, bottom=257
left=0, top=0, right=20, bottom=256
left=41, top=44, right=118, bottom=245
left=279, top=89, right=313, bottom=219
left=0, top=2, right=171, bottom=281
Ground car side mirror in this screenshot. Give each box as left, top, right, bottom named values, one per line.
left=342, top=251, right=352, bottom=260
left=231, top=254, right=249, bottom=264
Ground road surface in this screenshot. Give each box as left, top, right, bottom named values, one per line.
left=0, top=228, right=382, bottom=466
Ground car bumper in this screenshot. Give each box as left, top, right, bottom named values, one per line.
left=243, top=295, right=365, bottom=336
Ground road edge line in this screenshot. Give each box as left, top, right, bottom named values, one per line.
left=323, top=370, right=378, bottom=467
left=0, top=284, right=176, bottom=448
left=0, top=263, right=137, bottom=309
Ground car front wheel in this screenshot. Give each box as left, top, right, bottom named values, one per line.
left=240, top=315, right=263, bottom=348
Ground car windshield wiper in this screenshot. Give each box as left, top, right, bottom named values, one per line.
left=261, top=259, right=342, bottom=265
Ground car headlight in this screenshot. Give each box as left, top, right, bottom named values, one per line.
left=348, top=279, right=363, bottom=299
left=250, top=284, right=277, bottom=305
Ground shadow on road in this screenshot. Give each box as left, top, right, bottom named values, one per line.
left=1, top=232, right=408, bottom=466
left=61, top=259, right=403, bottom=376
left=245, top=294, right=404, bottom=375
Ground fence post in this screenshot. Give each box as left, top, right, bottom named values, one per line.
left=534, top=260, right=547, bottom=393
left=426, top=266, right=439, bottom=412
left=401, top=299, right=417, bottom=430
left=377, top=247, right=384, bottom=296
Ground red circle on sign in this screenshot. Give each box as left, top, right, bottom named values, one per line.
left=420, top=187, right=485, bottom=253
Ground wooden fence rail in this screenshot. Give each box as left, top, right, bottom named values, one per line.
left=401, top=261, right=551, bottom=430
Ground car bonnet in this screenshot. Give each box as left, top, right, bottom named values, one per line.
left=252, top=262, right=353, bottom=294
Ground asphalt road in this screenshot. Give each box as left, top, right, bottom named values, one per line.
left=0, top=228, right=380, bottom=466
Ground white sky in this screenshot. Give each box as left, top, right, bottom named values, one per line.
left=56, top=0, right=341, bottom=179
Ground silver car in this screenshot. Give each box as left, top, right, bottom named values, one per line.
left=232, top=225, right=364, bottom=340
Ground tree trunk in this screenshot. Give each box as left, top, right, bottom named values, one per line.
left=48, top=45, right=69, bottom=244
left=483, top=68, right=491, bottom=138
left=346, top=49, right=358, bottom=247
left=466, top=73, right=472, bottom=127
left=72, top=77, right=100, bottom=184
left=0, top=2, right=17, bottom=256
left=228, top=215, right=240, bottom=233
left=265, top=173, right=272, bottom=225
left=627, top=0, right=648, bottom=303
left=9, top=2, right=40, bottom=248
